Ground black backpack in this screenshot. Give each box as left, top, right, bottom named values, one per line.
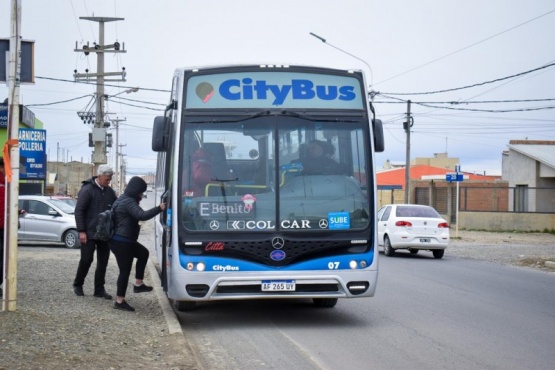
left=94, top=208, right=115, bottom=241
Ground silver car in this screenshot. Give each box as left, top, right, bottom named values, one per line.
left=18, top=195, right=80, bottom=248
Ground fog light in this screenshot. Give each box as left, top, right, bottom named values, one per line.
left=186, top=262, right=194, bottom=271
left=360, top=260, right=367, bottom=268
left=197, top=262, right=206, bottom=271
left=349, top=260, right=358, bottom=269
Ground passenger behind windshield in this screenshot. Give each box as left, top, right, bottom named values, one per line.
left=184, top=147, right=214, bottom=197
left=294, top=140, right=346, bottom=175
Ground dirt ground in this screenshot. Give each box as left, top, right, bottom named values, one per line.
left=448, top=230, right=555, bottom=271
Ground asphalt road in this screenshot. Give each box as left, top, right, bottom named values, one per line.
left=171, top=254, right=555, bottom=370
left=142, top=196, right=555, bottom=369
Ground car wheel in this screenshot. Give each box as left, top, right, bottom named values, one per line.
left=432, top=249, right=445, bottom=259
left=174, top=300, right=196, bottom=312
left=63, top=230, right=80, bottom=249
left=409, top=249, right=419, bottom=254
left=384, top=236, right=395, bottom=257
left=313, top=298, right=338, bottom=308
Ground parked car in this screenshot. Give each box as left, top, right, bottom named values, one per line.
left=377, top=204, right=449, bottom=259
left=49, top=195, right=77, bottom=208
left=18, top=195, right=80, bottom=248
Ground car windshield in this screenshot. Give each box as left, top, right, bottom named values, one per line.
left=396, top=206, right=440, bottom=218
left=57, top=198, right=77, bottom=208
left=49, top=199, right=75, bottom=214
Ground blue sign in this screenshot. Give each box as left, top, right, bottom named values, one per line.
left=328, top=211, right=350, bottom=230
left=18, top=128, right=47, bottom=180
left=446, top=173, right=464, bottom=182
left=186, top=71, right=363, bottom=109
left=0, top=104, right=7, bottom=128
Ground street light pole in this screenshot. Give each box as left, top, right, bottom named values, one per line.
left=309, top=32, right=374, bottom=88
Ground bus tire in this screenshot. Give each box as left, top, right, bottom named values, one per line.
left=312, top=298, right=338, bottom=308
left=174, top=300, right=196, bottom=312
left=384, top=236, right=395, bottom=257
left=432, top=249, right=445, bottom=259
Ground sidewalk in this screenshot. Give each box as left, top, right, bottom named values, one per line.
left=0, top=241, right=199, bottom=370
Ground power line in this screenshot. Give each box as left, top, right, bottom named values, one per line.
left=25, top=94, right=93, bottom=107
left=376, top=9, right=555, bottom=86
left=379, top=62, right=555, bottom=96
left=35, top=75, right=170, bottom=93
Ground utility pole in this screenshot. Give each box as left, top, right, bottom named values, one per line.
left=111, top=117, right=126, bottom=194
left=3, top=0, right=22, bottom=312
left=404, top=100, right=412, bottom=204
left=73, top=17, right=126, bottom=173
left=118, top=144, right=127, bottom=192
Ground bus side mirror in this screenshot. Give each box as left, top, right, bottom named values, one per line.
left=372, top=119, right=385, bottom=153
left=152, top=116, right=169, bottom=152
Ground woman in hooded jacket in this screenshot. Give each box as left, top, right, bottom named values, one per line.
left=109, top=176, right=166, bottom=312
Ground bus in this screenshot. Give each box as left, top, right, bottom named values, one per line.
left=152, top=64, right=384, bottom=311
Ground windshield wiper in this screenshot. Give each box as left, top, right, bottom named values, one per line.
left=189, top=110, right=271, bottom=124
left=280, top=110, right=359, bottom=122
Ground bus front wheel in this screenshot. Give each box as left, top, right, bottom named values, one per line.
left=312, top=298, right=338, bottom=308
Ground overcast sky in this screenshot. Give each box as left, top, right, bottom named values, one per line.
left=2, top=0, right=554, bottom=176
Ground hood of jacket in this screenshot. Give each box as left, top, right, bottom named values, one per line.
left=124, top=176, right=147, bottom=199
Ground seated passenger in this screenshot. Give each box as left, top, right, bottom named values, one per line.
left=299, top=140, right=346, bottom=175
left=190, top=148, right=213, bottom=197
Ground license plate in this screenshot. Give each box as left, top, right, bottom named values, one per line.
left=420, top=238, right=431, bottom=243
left=261, top=280, right=296, bottom=291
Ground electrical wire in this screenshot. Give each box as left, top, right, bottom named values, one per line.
left=25, top=94, right=93, bottom=107
left=379, top=62, right=555, bottom=96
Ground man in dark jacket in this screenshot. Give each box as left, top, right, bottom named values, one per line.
left=72, top=164, right=117, bottom=299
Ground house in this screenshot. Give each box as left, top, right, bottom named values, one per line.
left=376, top=163, right=501, bottom=213
left=502, top=140, right=555, bottom=212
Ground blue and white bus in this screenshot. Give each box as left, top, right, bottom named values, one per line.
left=152, top=64, right=384, bottom=310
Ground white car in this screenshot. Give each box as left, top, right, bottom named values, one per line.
left=18, top=195, right=80, bottom=248
left=377, top=204, right=449, bottom=259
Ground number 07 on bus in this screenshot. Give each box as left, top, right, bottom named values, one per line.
left=151, top=64, right=385, bottom=311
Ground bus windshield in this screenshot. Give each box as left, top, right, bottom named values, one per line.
left=180, top=113, right=371, bottom=233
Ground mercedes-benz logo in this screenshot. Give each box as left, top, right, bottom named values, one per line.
left=271, top=237, right=285, bottom=250
left=209, top=220, right=219, bottom=230
left=319, top=219, right=328, bottom=229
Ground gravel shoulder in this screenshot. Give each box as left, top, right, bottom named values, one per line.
left=0, top=224, right=199, bottom=370
left=447, top=230, right=555, bottom=271
left=1, top=229, right=554, bottom=369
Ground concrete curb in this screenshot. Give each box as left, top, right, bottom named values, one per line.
left=147, top=257, right=183, bottom=335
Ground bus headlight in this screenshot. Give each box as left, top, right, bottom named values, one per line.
left=349, top=260, right=358, bottom=269
left=196, top=262, right=206, bottom=271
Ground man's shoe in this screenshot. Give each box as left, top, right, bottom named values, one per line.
left=133, top=284, right=153, bottom=293
left=114, top=300, right=135, bottom=312
left=93, top=291, right=113, bottom=300
left=73, top=286, right=84, bottom=296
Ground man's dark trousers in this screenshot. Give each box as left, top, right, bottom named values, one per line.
left=73, top=239, right=110, bottom=294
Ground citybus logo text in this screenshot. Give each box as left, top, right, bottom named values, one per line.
left=217, top=78, right=356, bottom=105
left=212, top=265, right=240, bottom=271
